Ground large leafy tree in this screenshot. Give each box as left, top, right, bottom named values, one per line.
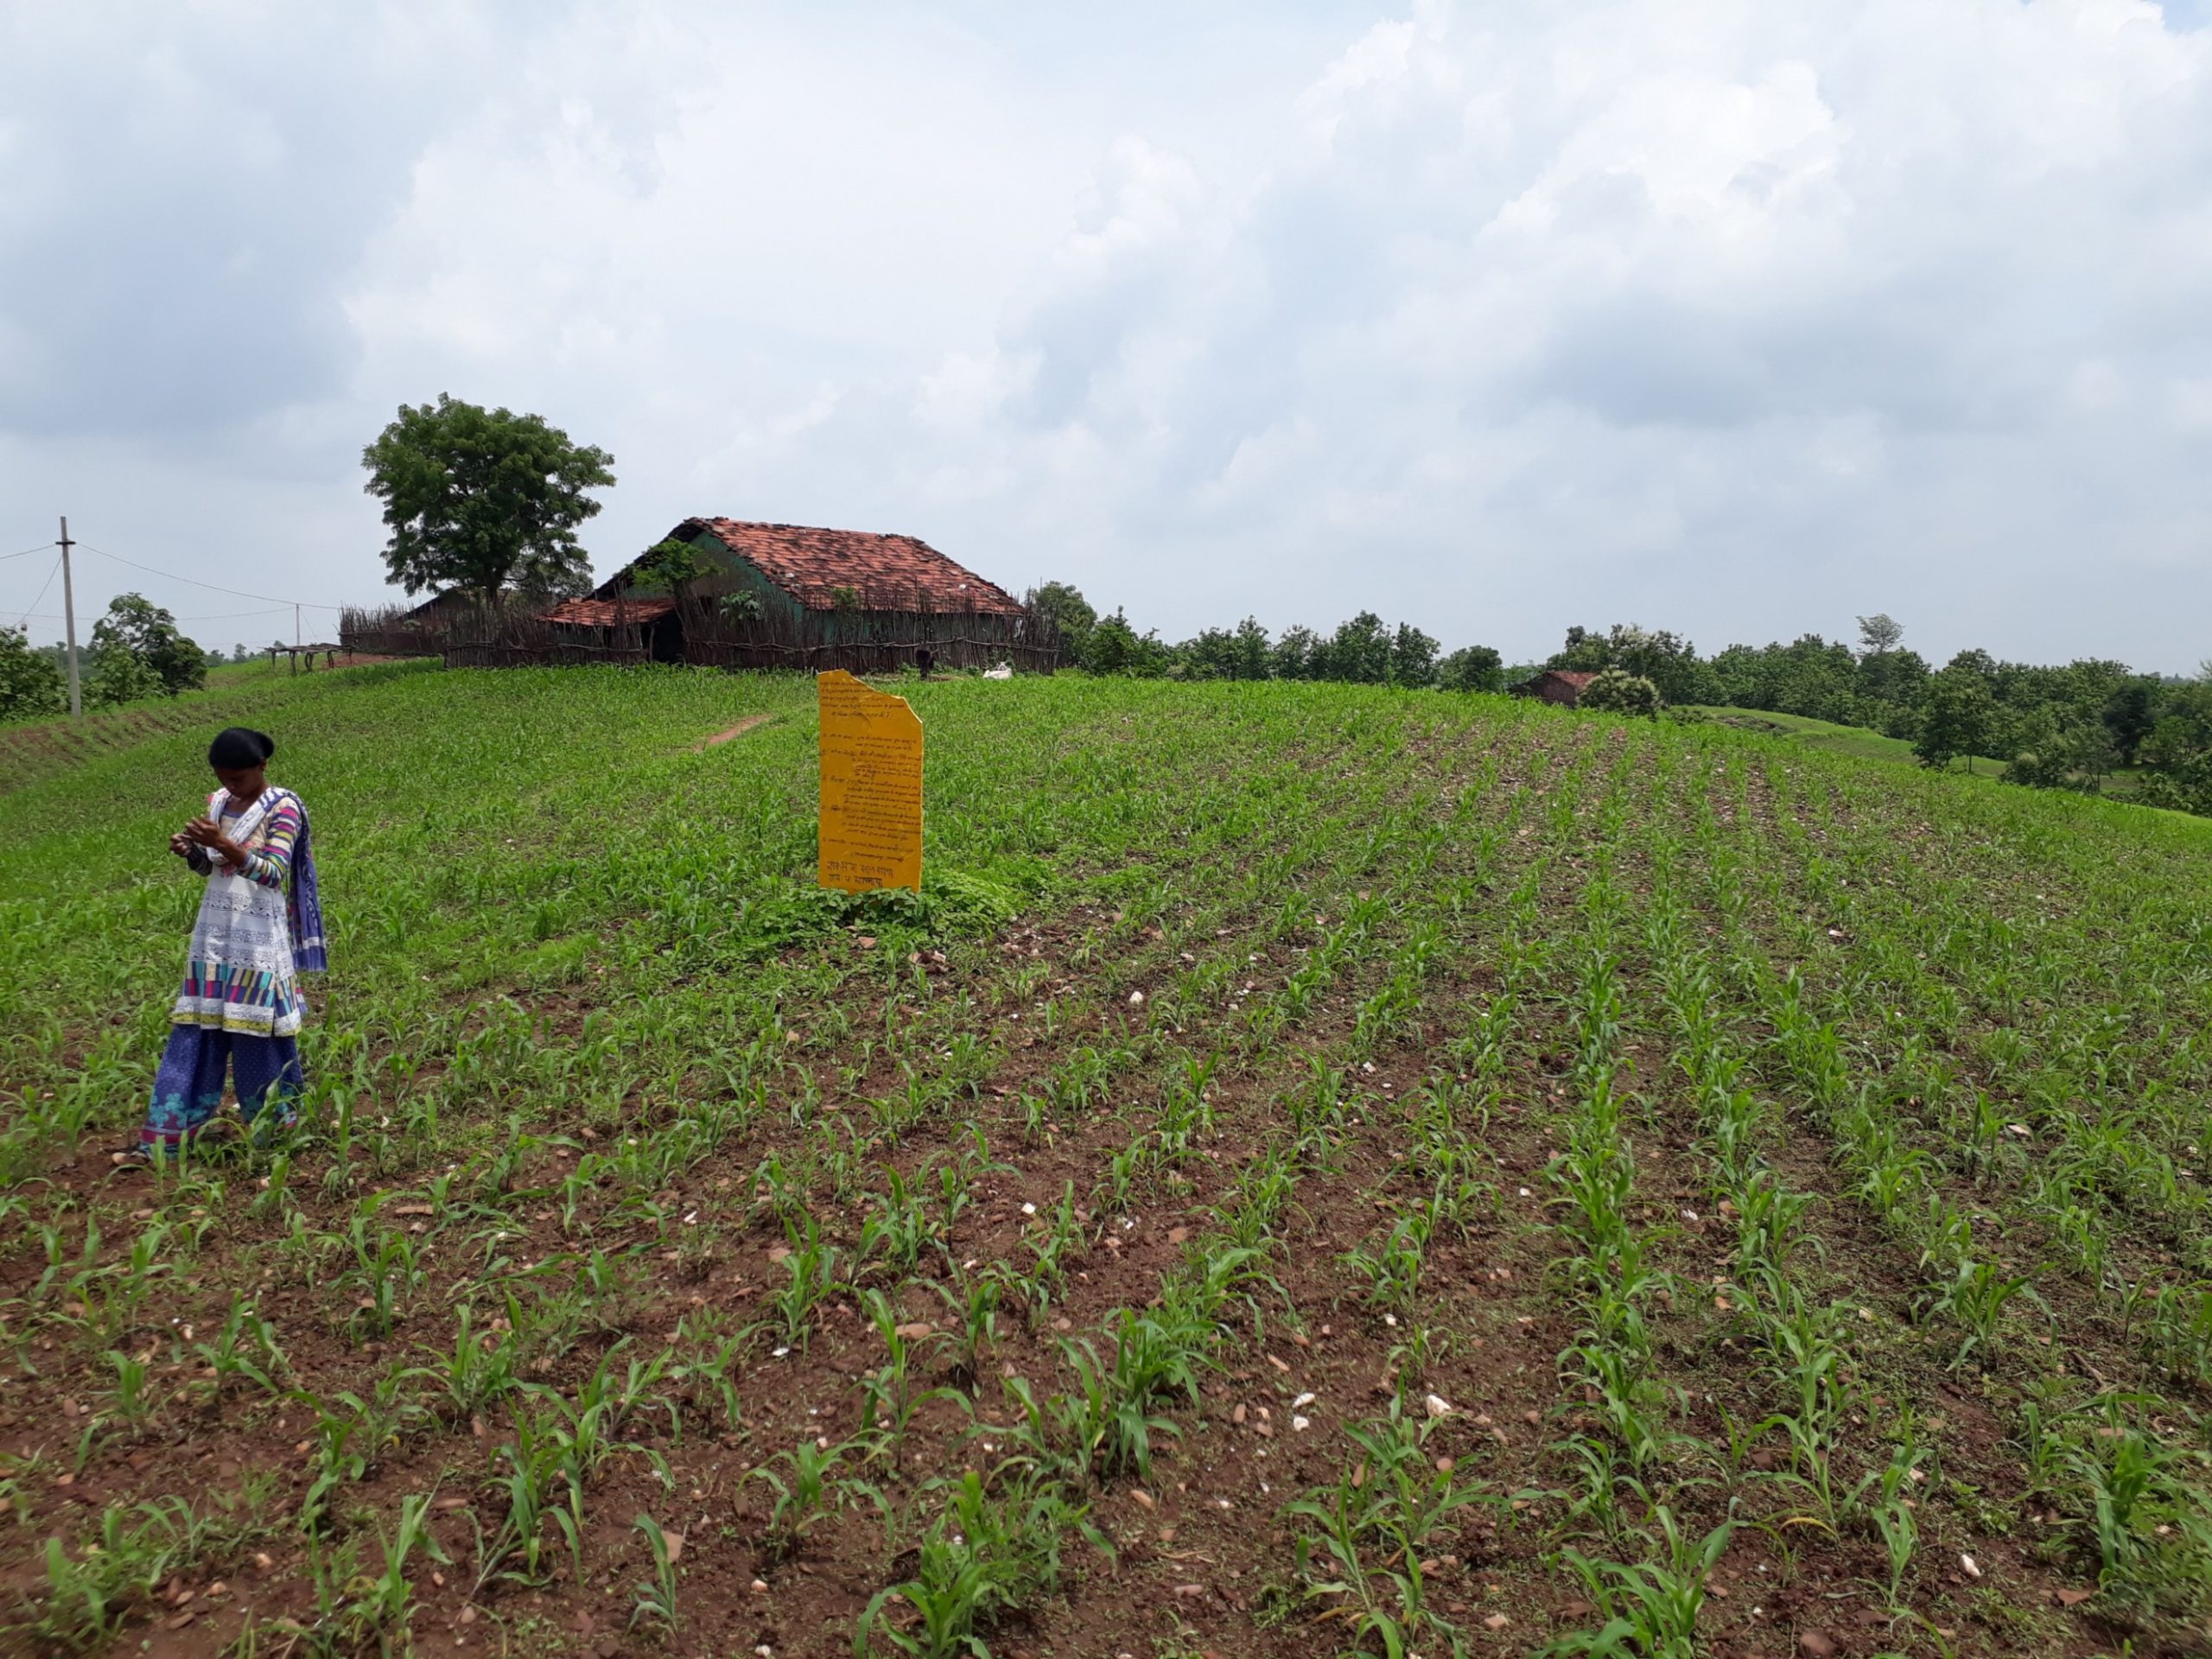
left=1314, top=612, right=1394, bottom=684
left=1438, top=645, right=1504, bottom=694
left=2142, top=682, right=2212, bottom=815
left=2102, top=679, right=2158, bottom=766
left=1024, top=582, right=1097, bottom=663
left=1080, top=609, right=1167, bottom=675
left=1389, top=622, right=1440, bottom=687
left=1914, top=664, right=1998, bottom=771
left=1268, top=625, right=1315, bottom=680
left=91, top=594, right=204, bottom=698
left=362, top=395, right=615, bottom=599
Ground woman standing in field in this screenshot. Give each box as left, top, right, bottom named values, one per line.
left=113, top=727, right=325, bottom=1167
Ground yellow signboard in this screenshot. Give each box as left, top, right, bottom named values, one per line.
left=817, top=670, right=924, bottom=893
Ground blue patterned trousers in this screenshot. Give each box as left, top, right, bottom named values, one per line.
left=143, top=1026, right=303, bottom=1147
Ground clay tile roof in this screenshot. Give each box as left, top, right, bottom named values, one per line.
left=684, top=518, right=1023, bottom=614
left=541, top=595, right=677, bottom=627
left=1548, top=670, right=1599, bottom=688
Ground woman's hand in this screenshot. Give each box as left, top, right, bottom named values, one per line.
left=183, top=817, right=243, bottom=867
left=168, top=831, right=193, bottom=860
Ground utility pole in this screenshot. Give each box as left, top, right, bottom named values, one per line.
left=58, top=516, right=80, bottom=719
left=295, top=602, right=302, bottom=649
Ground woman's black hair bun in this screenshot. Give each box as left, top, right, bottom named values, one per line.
left=207, top=727, right=276, bottom=768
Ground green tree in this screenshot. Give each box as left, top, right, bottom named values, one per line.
left=1024, top=582, right=1096, bottom=664
left=1856, top=645, right=1929, bottom=732
left=362, top=394, right=614, bottom=599
left=1270, top=625, right=1319, bottom=680
left=90, top=594, right=204, bottom=697
left=1437, top=644, right=1504, bottom=694
left=1174, top=626, right=1237, bottom=680
left=2102, top=680, right=2158, bottom=766
left=1314, top=612, right=1393, bottom=684
left=1389, top=622, right=1440, bottom=687
left=2005, top=709, right=2115, bottom=793
left=1579, top=668, right=1662, bottom=717
left=84, top=647, right=165, bottom=708
left=1081, top=609, right=1166, bottom=676
left=1914, top=664, right=1997, bottom=770
left=2141, top=685, right=2212, bottom=815
left=0, top=625, right=65, bottom=719
left=1857, top=613, right=1905, bottom=654
left=1230, top=617, right=1271, bottom=681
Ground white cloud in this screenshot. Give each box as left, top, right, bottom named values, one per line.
left=4, top=1, right=2212, bottom=668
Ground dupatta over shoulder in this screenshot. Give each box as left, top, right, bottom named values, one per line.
left=218, top=785, right=327, bottom=974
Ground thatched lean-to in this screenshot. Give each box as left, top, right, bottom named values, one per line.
left=341, top=518, right=1060, bottom=672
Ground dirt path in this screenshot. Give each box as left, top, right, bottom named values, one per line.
left=693, top=714, right=773, bottom=750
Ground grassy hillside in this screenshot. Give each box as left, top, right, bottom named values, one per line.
left=1686, top=703, right=2008, bottom=772
left=3, top=664, right=2211, bottom=1657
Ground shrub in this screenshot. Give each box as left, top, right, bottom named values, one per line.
left=1580, top=668, right=1662, bottom=718
left=0, top=625, right=64, bottom=719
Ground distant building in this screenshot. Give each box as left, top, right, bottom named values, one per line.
left=1514, top=669, right=1599, bottom=708
left=538, top=518, right=1039, bottom=672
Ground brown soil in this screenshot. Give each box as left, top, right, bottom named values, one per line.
left=692, top=715, right=775, bottom=751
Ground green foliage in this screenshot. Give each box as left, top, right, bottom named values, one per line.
left=856, top=1469, right=1108, bottom=1658
left=2141, top=681, right=2212, bottom=815
left=1286, top=1401, right=1491, bottom=1656
left=1579, top=668, right=1662, bottom=718
left=83, top=649, right=164, bottom=709
left=1437, top=643, right=1504, bottom=693
left=1024, top=581, right=1097, bottom=662
left=748, top=1439, right=874, bottom=1563
left=87, top=594, right=203, bottom=703
left=362, top=392, right=614, bottom=598
left=16, top=645, right=2212, bottom=1651
left=1543, top=1507, right=1734, bottom=1658
left=2004, top=707, right=2116, bottom=793
left=1173, top=616, right=1273, bottom=681
left=629, top=1515, right=681, bottom=1632
left=1315, top=611, right=1394, bottom=683
left=0, top=624, right=64, bottom=718
left=1080, top=607, right=1168, bottom=675
left=1553, top=623, right=1711, bottom=705
left=1915, top=661, right=1999, bottom=770
left=1857, top=612, right=1905, bottom=653
left=634, top=537, right=712, bottom=597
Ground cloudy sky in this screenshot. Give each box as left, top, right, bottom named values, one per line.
left=4, top=0, right=2210, bottom=671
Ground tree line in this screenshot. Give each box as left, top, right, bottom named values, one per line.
left=1535, top=613, right=2210, bottom=809
left=1026, top=583, right=1505, bottom=693
left=1028, top=588, right=2212, bottom=816
left=0, top=596, right=279, bottom=719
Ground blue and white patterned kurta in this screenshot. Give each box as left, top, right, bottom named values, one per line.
left=173, top=787, right=307, bottom=1038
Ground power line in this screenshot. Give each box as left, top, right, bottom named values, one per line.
left=178, top=606, right=292, bottom=623
left=8, top=604, right=289, bottom=621
left=2, top=544, right=55, bottom=562
left=6, top=556, right=61, bottom=630
left=75, top=542, right=349, bottom=611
